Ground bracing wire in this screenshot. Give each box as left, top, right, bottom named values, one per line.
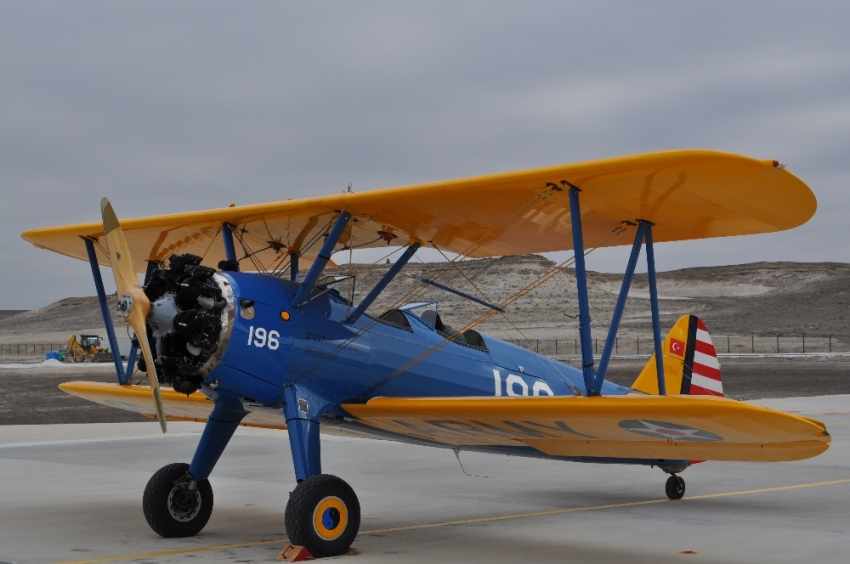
left=356, top=223, right=630, bottom=397
left=287, top=187, right=562, bottom=387
left=431, top=244, right=528, bottom=340
left=199, top=228, right=221, bottom=263
left=411, top=253, right=516, bottom=342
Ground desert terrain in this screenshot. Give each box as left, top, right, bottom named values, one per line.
left=4, top=256, right=849, bottom=343
left=1, top=257, right=848, bottom=425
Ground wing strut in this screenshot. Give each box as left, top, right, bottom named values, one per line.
left=568, top=185, right=667, bottom=396
left=568, top=187, right=597, bottom=395
left=293, top=212, right=351, bottom=307
left=348, top=242, right=421, bottom=322
left=289, top=251, right=299, bottom=281
left=595, top=222, right=646, bottom=389
left=590, top=220, right=665, bottom=395
left=645, top=223, right=666, bottom=395
left=420, top=277, right=505, bottom=312
left=221, top=223, right=238, bottom=264
left=124, top=260, right=160, bottom=380
left=84, top=237, right=129, bottom=385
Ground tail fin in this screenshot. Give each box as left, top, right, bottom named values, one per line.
left=631, top=315, right=723, bottom=397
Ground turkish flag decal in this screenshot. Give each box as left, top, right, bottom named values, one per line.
left=669, top=338, right=685, bottom=357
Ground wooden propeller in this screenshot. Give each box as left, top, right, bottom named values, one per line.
left=101, top=198, right=167, bottom=433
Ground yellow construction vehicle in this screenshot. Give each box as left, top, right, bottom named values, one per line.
left=64, top=334, right=113, bottom=363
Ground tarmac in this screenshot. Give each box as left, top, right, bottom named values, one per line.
left=1, top=395, right=848, bottom=564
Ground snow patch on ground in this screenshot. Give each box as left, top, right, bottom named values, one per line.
left=0, top=360, right=117, bottom=369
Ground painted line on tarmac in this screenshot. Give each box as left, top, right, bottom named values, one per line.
left=56, top=477, right=850, bottom=564
left=0, top=433, right=200, bottom=450
left=363, top=477, right=850, bottom=535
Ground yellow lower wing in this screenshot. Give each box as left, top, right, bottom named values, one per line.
left=59, top=381, right=288, bottom=430
left=61, top=382, right=831, bottom=462
left=342, top=395, right=830, bottom=462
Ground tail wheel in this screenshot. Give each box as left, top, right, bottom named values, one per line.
left=285, top=474, right=360, bottom=558
left=665, top=474, right=686, bottom=500
left=143, top=463, right=213, bottom=537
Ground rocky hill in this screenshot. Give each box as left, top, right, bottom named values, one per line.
left=2, top=258, right=848, bottom=343
left=328, top=257, right=850, bottom=341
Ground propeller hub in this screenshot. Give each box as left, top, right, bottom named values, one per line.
left=116, top=293, right=134, bottom=320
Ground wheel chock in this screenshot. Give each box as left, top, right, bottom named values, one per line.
left=277, top=544, right=315, bottom=561
left=276, top=545, right=359, bottom=561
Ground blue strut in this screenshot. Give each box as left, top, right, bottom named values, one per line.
left=290, top=252, right=299, bottom=281
left=188, top=402, right=248, bottom=481
left=595, top=222, right=647, bottom=390
left=221, top=223, right=238, bottom=263
left=124, top=260, right=160, bottom=380
left=644, top=222, right=666, bottom=395
left=84, top=238, right=127, bottom=384
left=420, top=277, right=504, bottom=312
left=293, top=212, right=351, bottom=307
left=282, top=386, right=321, bottom=482
left=348, top=243, right=421, bottom=322
left=568, top=188, right=597, bottom=395
left=124, top=343, right=138, bottom=381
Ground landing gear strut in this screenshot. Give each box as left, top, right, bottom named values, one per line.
left=143, top=463, right=213, bottom=537
left=665, top=474, right=686, bottom=500
left=284, top=474, right=360, bottom=557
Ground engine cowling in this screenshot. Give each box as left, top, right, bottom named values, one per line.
left=139, top=254, right=235, bottom=394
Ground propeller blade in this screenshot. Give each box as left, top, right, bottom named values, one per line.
left=101, top=198, right=167, bottom=433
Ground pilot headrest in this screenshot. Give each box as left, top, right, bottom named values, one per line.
left=419, top=310, right=438, bottom=327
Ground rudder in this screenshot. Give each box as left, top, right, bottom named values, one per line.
left=631, top=315, right=723, bottom=396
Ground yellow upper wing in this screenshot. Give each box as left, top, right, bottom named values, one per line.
left=22, top=150, right=815, bottom=273
left=342, top=394, right=830, bottom=462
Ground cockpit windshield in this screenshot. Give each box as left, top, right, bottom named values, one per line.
left=315, top=275, right=355, bottom=306
left=399, top=301, right=438, bottom=325
left=396, top=301, right=487, bottom=350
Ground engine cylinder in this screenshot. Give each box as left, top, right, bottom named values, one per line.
left=140, top=254, right=235, bottom=394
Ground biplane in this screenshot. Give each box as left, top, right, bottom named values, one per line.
left=22, top=150, right=829, bottom=557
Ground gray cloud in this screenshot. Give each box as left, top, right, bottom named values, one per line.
left=2, top=1, right=849, bottom=308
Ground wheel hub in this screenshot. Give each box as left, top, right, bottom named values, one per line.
left=167, top=485, right=202, bottom=522
left=312, top=496, right=348, bottom=541
left=322, top=507, right=341, bottom=530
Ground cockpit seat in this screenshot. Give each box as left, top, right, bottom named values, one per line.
left=462, top=330, right=487, bottom=349
left=378, top=309, right=412, bottom=329
left=419, top=309, right=438, bottom=327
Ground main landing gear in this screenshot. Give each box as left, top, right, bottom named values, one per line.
left=665, top=474, right=686, bottom=500
left=143, top=463, right=214, bottom=537
left=285, top=474, right=361, bottom=558
left=140, top=396, right=360, bottom=556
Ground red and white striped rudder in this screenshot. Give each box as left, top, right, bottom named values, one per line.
left=687, top=318, right=723, bottom=396
left=631, top=315, right=723, bottom=397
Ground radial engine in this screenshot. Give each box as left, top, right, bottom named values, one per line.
left=137, top=254, right=234, bottom=394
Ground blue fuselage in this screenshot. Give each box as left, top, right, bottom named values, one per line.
left=204, top=272, right=630, bottom=419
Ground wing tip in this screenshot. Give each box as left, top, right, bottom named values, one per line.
left=101, top=198, right=119, bottom=234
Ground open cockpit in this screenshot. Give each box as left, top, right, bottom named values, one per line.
left=376, top=301, right=488, bottom=351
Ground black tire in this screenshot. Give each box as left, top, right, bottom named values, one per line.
left=143, top=463, right=213, bottom=537
left=665, top=474, right=686, bottom=500
left=285, top=474, right=360, bottom=558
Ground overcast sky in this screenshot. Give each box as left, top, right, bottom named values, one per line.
left=2, top=1, right=849, bottom=310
